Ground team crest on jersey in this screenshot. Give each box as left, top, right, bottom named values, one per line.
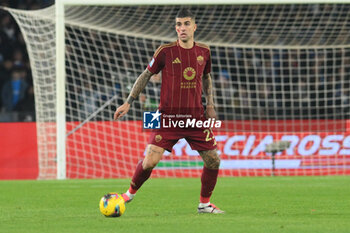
left=183, top=67, right=196, bottom=81
left=197, top=56, right=204, bottom=65
left=155, top=134, right=162, bottom=142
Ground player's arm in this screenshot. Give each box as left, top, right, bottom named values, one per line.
left=202, top=73, right=217, bottom=119
left=114, top=69, right=153, bottom=120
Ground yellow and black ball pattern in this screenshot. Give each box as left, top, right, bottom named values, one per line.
left=99, top=193, right=125, bottom=217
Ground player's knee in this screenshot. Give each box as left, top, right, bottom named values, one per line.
left=208, top=156, right=220, bottom=169
left=142, top=158, right=158, bottom=170
left=200, top=150, right=221, bottom=169
left=143, top=144, right=164, bottom=170
left=203, top=156, right=220, bottom=169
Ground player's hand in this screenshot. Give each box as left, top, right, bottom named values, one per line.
left=114, top=103, right=130, bottom=120
left=205, top=105, right=217, bottom=119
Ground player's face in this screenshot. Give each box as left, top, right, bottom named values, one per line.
left=175, top=17, right=197, bottom=43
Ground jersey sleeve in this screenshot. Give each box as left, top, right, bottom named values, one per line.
left=204, top=49, right=211, bottom=74
left=147, top=46, right=165, bottom=74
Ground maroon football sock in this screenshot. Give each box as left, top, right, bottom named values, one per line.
left=200, top=166, right=219, bottom=203
left=129, top=160, right=152, bottom=194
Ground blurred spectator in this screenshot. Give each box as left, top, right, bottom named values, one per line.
left=15, top=85, right=35, bottom=121
left=79, top=81, right=99, bottom=119
left=1, top=15, right=16, bottom=42
left=1, top=66, right=28, bottom=112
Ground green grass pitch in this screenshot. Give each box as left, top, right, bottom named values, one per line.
left=0, top=176, right=349, bottom=233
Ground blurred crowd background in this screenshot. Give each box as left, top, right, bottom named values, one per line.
left=1, top=2, right=349, bottom=122
left=0, top=0, right=53, bottom=122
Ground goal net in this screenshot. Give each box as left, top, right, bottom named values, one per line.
left=4, top=3, right=350, bottom=179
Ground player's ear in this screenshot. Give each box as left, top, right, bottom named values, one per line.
left=194, top=23, right=197, bottom=32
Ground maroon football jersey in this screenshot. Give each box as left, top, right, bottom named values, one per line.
left=147, top=41, right=211, bottom=118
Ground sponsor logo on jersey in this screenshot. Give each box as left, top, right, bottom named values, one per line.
left=197, top=55, right=204, bottom=65
left=183, top=67, right=196, bottom=81
left=172, top=57, right=181, bottom=64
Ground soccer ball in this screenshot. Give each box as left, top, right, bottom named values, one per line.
left=99, top=193, right=126, bottom=217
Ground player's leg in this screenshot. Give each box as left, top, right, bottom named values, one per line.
left=122, top=144, right=165, bottom=202
left=197, top=149, right=224, bottom=213
left=185, top=128, right=224, bottom=213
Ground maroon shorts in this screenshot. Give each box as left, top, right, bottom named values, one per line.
left=148, top=127, right=217, bottom=152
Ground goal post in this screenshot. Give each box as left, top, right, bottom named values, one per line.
left=56, top=0, right=66, bottom=179
left=4, top=1, right=350, bottom=179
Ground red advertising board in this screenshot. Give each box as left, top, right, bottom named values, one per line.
left=0, top=120, right=349, bottom=179
left=66, top=120, right=350, bottom=178
left=0, top=123, right=38, bottom=179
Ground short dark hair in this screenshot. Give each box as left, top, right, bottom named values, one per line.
left=176, top=9, right=195, bottom=20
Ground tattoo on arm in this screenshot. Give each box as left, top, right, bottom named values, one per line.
left=127, top=69, right=153, bottom=104
left=203, top=73, right=214, bottom=107
left=199, top=150, right=220, bottom=169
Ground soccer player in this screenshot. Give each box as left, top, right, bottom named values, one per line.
left=114, top=9, right=224, bottom=214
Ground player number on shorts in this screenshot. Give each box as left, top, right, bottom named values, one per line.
left=203, top=129, right=217, bottom=146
